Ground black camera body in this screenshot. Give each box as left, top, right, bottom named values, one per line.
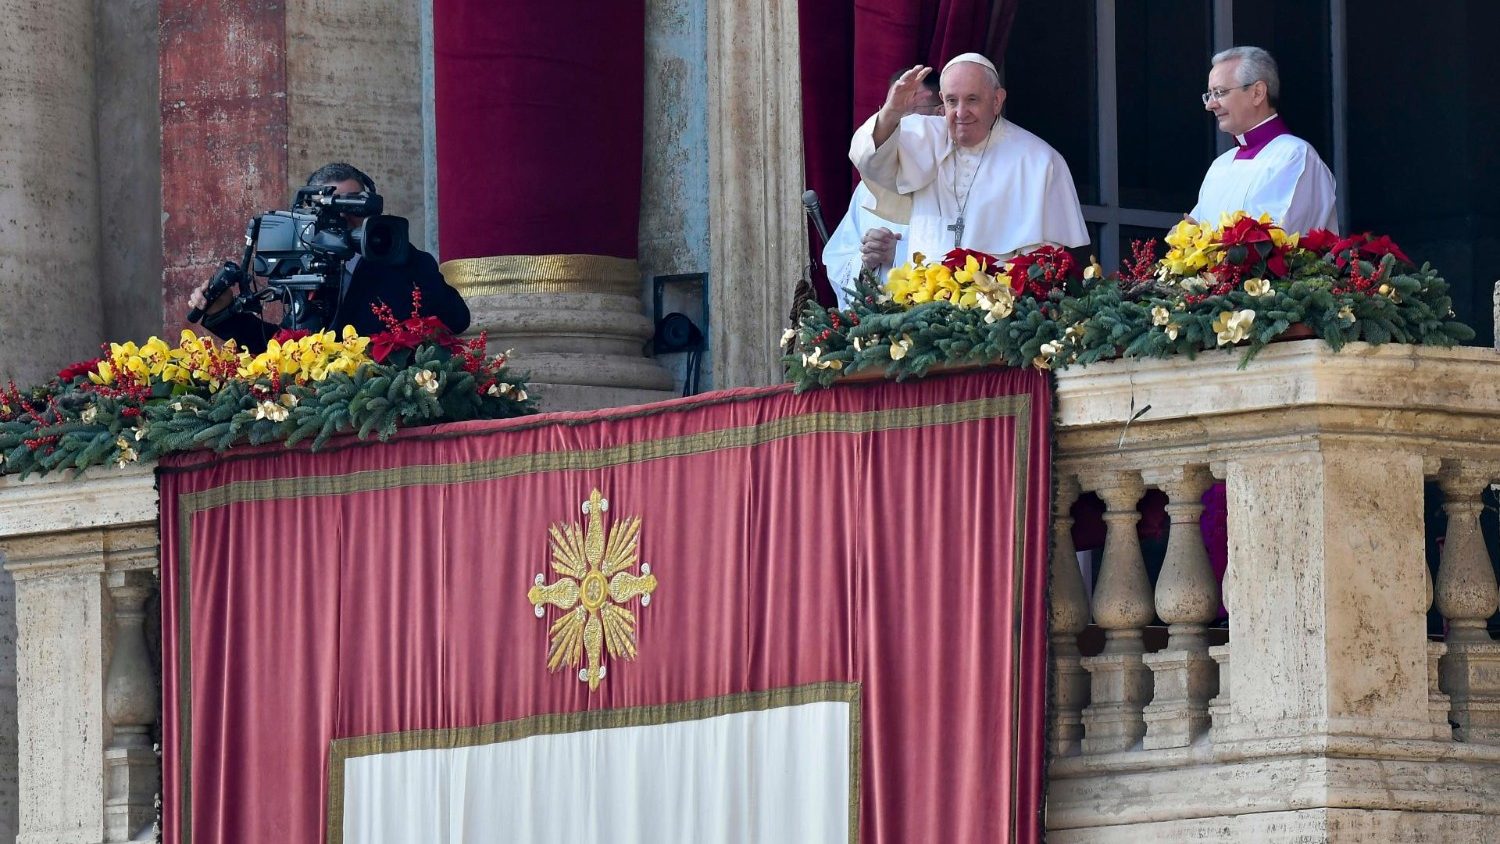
left=193, top=185, right=412, bottom=331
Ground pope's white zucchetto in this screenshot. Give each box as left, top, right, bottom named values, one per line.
left=942, top=51, right=1002, bottom=76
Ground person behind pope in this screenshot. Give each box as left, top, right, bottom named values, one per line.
left=822, top=70, right=942, bottom=308
left=848, top=53, right=1088, bottom=266
left=1190, top=45, right=1338, bottom=234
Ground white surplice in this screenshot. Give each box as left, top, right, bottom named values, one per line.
left=849, top=113, right=1089, bottom=262
left=1191, top=133, right=1338, bottom=235
left=821, top=182, right=911, bottom=309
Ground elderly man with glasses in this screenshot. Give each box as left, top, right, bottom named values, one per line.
left=1190, top=45, right=1338, bottom=234
left=849, top=53, right=1087, bottom=270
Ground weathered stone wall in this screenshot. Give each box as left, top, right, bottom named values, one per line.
left=286, top=0, right=429, bottom=249
left=97, top=0, right=164, bottom=345
left=0, top=0, right=105, bottom=386
left=641, top=0, right=710, bottom=392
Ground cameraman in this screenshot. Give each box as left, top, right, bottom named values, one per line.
left=188, top=162, right=470, bottom=353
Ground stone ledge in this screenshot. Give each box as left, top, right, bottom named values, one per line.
left=0, top=463, right=157, bottom=539
left=1055, top=341, right=1500, bottom=429
left=1048, top=808, right=1500, bottom=844
left=1048, top=754, right=1500, bottom=832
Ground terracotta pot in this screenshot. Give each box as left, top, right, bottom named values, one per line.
left=1272, top=322, right=1318, bottom=342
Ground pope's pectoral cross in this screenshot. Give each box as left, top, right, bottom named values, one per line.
left=947, top=215, right=965, bottom=248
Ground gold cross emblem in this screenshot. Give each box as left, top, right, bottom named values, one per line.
left=528, top=489, right=658, bottom=690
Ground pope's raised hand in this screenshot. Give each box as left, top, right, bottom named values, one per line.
left=874, top=65, right=933, bottom=145
left=881, top=65, right=934, bottom=119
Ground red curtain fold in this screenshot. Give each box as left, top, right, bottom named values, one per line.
left=433, top=0, right=645, bottom=260
left=161, top=369, right=1050, bottom=843
left=799, top=0, right=1021, bottom=304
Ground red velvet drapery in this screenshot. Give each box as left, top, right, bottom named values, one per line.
left=433, top=1, right=645, bottom=260
left=798, top=0, right=1020, bottom=303
left=161, top=369, right=1051, bottom=842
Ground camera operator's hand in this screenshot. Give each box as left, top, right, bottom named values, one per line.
left=188, top=277, right=234, bottom=317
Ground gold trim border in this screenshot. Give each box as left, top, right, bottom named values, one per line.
left=178, top=394, right=1031, bottom=510
left=439, top=253, right=640, bottom=296
left=324, top=682, right=863, bottom=844
left=169, top=384, right=1036, bottom=843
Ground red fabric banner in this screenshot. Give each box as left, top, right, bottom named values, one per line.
left=432, top=0, right=645, bottom=260
left=160, top=369, right=1050, bottom=842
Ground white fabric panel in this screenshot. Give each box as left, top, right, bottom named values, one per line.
left=342, top=700, right=852, bottom=844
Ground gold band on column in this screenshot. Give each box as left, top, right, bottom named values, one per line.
left=439, top=254, right=641, bottom=296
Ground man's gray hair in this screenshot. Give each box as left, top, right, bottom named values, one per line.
left=1212, top=45, right=1280, bottom=104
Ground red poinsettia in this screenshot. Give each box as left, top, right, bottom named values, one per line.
left=368, top=289, right=465, bottom=364
left=1003, top=245, right=1080, bottom=299
left=1328, top=232, right=1413, bottom=270
left=1298, top=228, right=1339, bottom=255
left=57, top=358, right=102, bottom=382
left=941, top=248, right=1002, bottom=272
left=272, top=329, right=311, bottom=344
left=1219, top=215, right=1292, bottom=278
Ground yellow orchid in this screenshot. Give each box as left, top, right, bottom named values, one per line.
left=1212, top=309, right=1257, bottom=346
left=414, top=369, right=440, bottom=394
left=1243, top=278, right=1273, bottom=297
left=976, top=287, right=1015, bottom=323
left=1338, top=305, right=1356, bottom=323
left=1151, top=306, right=1172, bottom=326
left=254, top=400, right=289, bottom=422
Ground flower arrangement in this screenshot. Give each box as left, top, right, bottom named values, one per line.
left=1, top=292, right=535, bottom=477
left=784, top=211, right=1474, bottom=390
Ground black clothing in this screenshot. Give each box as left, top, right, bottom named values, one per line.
left=206, top=246, right=470, bottom=353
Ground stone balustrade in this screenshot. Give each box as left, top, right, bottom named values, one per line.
left=1048, top=340, right=1500, bottom=841
left=0, top=462, right=159, bottom=844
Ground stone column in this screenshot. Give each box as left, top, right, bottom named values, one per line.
left=1141, top=465, right=1219, bottom=749
left=706, top=0, right=805, bottom=388
left=432, top=2, right=676, bottom=411
left=0, top=0, right=105, bottom=386
left=444, top=256, right=676, bottom=410
left=160, top=0, right=289, bottom=338
left=1222, top=443, right=1440, bottom=745
left=0, top=463, right=159, bottom=844
left=1078, top=471, right=1153, bottom=754
left=286, top=0, right=429, bottom=248
left=1049, top=475, right=1091, bottom=758
left=1435, top=461, right=1500, bottom=744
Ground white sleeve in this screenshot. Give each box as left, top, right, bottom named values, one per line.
left=849, top=113, right=943, bottom=196
left=1253, top=145, right=1339, bottom=235
left=1040, top=152, right=1091, bottom=249
left=821, top=201, right=867, bottom=310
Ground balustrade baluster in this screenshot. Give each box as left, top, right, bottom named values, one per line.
left=1049, top=475, right=1091, bottom=757
left=1141, top=465, right=1219, bottom=749
left=1436, top=462, right=1500, bottom=744
left=104, top=569, right=159, bottom=841
left=1079, top=471, right=1153, bottom=754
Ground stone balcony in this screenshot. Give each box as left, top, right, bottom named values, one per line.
left=2, top=341, right=1499, bottom=842
left=1048, top=340, right=1500, bottom=841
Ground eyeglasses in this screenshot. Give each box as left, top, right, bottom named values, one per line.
left=1201, top=83, right=1255, bottom=105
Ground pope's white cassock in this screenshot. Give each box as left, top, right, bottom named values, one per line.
left=1191, top=113, right=1338, bottom=234
left=849, top=113, right=1088, bottom=262
left=822, top=182, right=910, bottom=309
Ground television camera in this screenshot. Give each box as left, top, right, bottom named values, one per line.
left=186, top=185, right=411, bottom=331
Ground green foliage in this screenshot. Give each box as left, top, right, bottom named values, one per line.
left=0, top=344, right=536, bottom=478
left=785, top=263, right=1475, bottom=391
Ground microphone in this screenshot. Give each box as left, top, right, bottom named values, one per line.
left=802, top=189, right=831, bottom=250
